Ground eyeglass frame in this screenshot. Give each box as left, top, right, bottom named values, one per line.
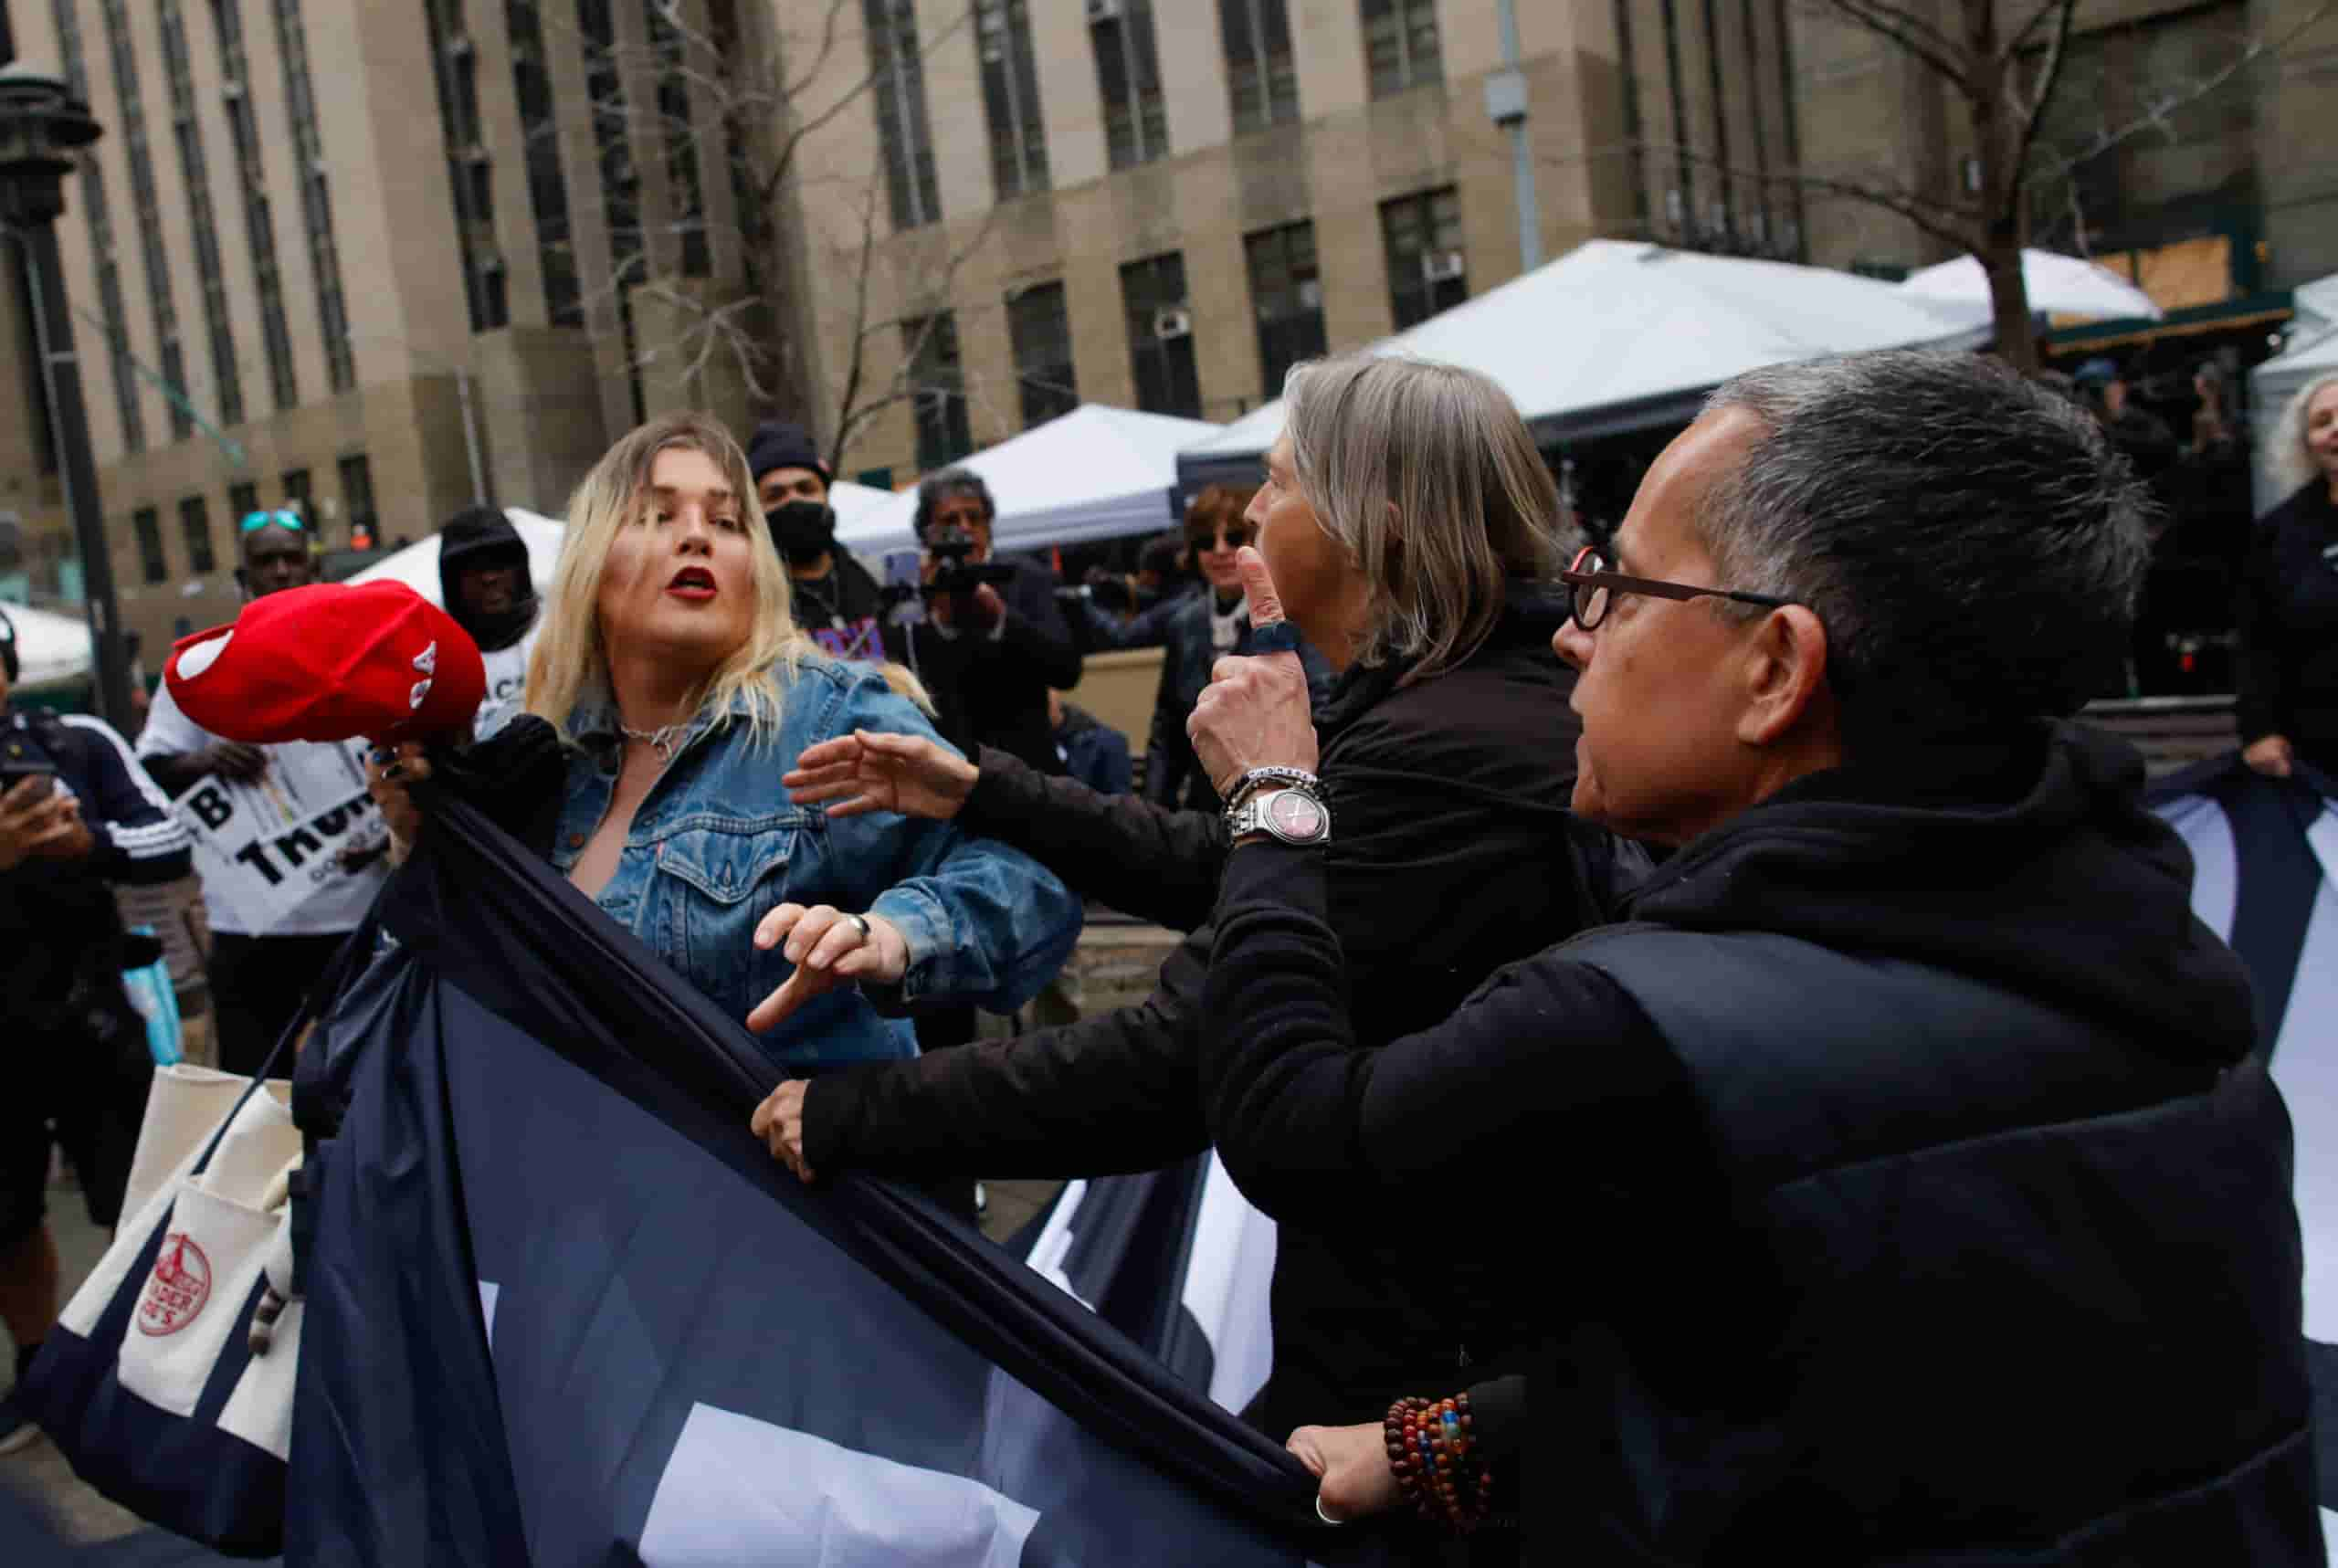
left=238, top=509, right=306, bottom=535
left=1556, top=544, right=1798, bottom=632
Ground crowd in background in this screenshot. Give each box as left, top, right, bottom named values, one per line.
left=3, top=342, right=2335, bottom=1561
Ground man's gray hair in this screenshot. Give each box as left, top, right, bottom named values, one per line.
left=1700, top=351, right=2152, bottom=740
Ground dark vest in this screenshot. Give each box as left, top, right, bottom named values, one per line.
left=1564, top=926, right=2317, bottom=1565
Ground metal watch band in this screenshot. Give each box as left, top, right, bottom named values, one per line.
left=1228, top=785, right=1332, bottom=847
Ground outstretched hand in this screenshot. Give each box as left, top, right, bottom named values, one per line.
left=783, top=730, right=979, bottom=821
left=744, top=902, right=910, bottom=1033
left=1186, top=547, right=1319, bottom=795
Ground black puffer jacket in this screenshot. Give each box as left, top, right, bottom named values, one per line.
left=1201, top=723, right=2316, bottom=1562
left=806, top=597, right=1638, bottom=1441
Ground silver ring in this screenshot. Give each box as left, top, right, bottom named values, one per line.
left=847, top=913, right=871, bottom=940
left=1313, top=1494, right=1342, bottom=1526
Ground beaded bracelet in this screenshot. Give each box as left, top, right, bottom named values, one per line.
left=1220, top=765, right=1322, bottom=814
left=1383, top=1393, right=1493, bottom=1533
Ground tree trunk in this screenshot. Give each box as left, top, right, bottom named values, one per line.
left=1980, top=234, right=2040, bottom=374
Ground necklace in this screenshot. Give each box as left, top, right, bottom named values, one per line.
left=792, top=570, right=840, bottom=627
left=618, top=721, right=686, bottom=762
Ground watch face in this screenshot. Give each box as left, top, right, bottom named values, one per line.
left=1266, top=789, right=1326, bottom=842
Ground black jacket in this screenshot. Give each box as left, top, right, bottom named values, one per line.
left=1202, top=723, right=2315, bottom=1563
left=2237, top=481, right=2338, bottom=767
left=1, top=706, right=192, bottom=1005
left=806, top=602, right=1636, bottom=1441
left=789, top=551, right=900, bottom=667
left=909, top=557, right=1082, bottom=773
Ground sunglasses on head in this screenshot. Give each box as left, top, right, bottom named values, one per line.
left=239, top=510, right=306, bottom=535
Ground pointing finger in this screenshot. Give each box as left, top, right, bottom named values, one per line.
left=1235, top=546, right=1285, bottom=626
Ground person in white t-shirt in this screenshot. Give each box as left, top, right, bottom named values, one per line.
left=435, top=506, right=544, bottom=742
left=137, top=510, right=389, bottom=1075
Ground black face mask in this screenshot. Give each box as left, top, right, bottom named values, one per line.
left=769, top=500, right=837, bottom=566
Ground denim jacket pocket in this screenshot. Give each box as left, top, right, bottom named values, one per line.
left=658, top=822, right=801, bottom=906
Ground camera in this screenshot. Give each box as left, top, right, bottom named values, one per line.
left=925, top=524, right=1017, bottom=599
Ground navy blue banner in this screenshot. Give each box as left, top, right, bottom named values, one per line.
left=285, top=788, right=1343, bottom=1566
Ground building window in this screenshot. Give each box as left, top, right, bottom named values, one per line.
left=902, top=313, right=970, bottom=471
left=578, top=0, right=645, bottom=425
left=228, top=479, right=259, bottom=522
left=51, top=0, right=147, bottom=452
left=99, top=0, right=194, bottom=441
left=209, top=0, right=300, bottom=411
left=159, top=0, right=246, bottom=428
left=338, top=454, right=377, bottom=542
left=647, top=2, right=711, bottom=276
left=280, top=468, right=312, bottom=521
left=179, top=495, right=216, bottom=575
left=1381, top=186, right=1466, bottom=330
left=1092, top=0, right=1168, bottom=171
left=1245, top=221, right=1326, bottom=399
left=133, top=507, right=167, bottom=584
left=707, top=0, right=769, bottom=290
left=1120, top=252, right=1200, bottom=419
left=977, top=0, right=1048, bottom=199
left=272, top=0, right=356, bottom=391
left=865, top=0, right=941, bottom=230
left=1362, top=0, right=1441, bottom=98
left=1221, top=0, right=1298, bottom=135
left=507, top=1, right=583, bottom=326
left=426, top=0, right=509, bottom=333
left=1007, top=283, right=1078, bottom=428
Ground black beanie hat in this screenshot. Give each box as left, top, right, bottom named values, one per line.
left=746, top=421, right=831, bottom=485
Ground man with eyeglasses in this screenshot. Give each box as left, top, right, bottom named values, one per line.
left=1186, top=351, right=2314, bottom=1559
left=138, top=510, right=389, bottom=1077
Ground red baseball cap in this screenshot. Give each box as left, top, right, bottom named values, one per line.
left=165, top=581, right=489, bottom=744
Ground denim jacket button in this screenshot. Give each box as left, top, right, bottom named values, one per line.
left=568, top=832, right=584, bottom=848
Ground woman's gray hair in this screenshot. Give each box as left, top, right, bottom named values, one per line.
left=2269, top=371, right=2338, bottom=497
left=1697, top=350, right=2153, bottom=741
left=1280, top=353, right=1570, bottom=680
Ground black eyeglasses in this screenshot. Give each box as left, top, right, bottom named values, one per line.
left=1557, top=545, right=1798, bottom=632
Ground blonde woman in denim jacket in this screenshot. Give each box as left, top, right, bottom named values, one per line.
left=371, top=413, right=1080, bottom=1072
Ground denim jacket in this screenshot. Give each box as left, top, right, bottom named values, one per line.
left=550, top=653, right=1082, bottom=1070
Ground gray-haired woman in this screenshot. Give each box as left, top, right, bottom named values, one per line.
left=759, top=353, right=1638, bottom=1559
left=2237, top=371, right=2338, bottom=776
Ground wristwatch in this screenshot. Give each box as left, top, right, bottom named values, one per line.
left=1227, top=784, right=1332, bottom=847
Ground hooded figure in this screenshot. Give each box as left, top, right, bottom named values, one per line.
left=437, top=507, right=542, bottom=740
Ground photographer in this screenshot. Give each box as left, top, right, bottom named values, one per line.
left=910, top=468, right=1082, bottom=774
left=0, top=607, right=191, bottom=1453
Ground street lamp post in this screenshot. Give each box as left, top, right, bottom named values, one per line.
left=0, top=63, right=136, bottom=729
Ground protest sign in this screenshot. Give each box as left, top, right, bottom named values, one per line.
left=172, top=741, right=385, bottom=935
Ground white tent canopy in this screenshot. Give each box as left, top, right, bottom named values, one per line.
left=1897, top=248, right=2164, bottom=323
left=345, top=508, right=567, bottom=606
left=1177, top=240, right=1991, bottom=486
left=3, top=601, right=98, bottom=690
left=839, top=404, right=1224, bottom=558
left=2249, top=274, right=2338, bottom=515
left=826, top=480, right=897, bottom=534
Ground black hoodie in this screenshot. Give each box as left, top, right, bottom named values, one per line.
left=1201, top=721, right=2315, bottom=1563
left=437, top=508, right=539, bottom=653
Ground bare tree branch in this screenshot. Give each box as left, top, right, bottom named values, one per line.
left=1804, top=0, right=1973, bottom=89
left=2004, top=0, right=2078, bottom=222
left=2031, top=0, right=2335, bottom=186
